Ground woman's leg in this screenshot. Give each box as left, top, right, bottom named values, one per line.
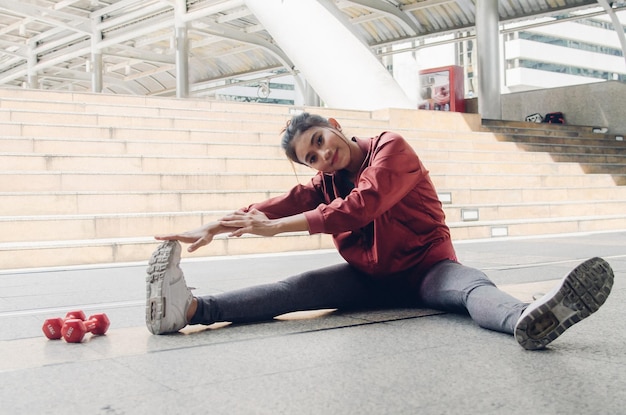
left=415, top=260, right=527, bottom=334
left=190, top=263, right=381, bottom=325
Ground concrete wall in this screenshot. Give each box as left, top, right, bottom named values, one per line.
left=499, top=81, right=626, bottom=134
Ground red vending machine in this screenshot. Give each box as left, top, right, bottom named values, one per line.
left=418, top=65, right=465, bottom=113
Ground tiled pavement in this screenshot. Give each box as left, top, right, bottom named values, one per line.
left=1, top=231, right=624, bottom=414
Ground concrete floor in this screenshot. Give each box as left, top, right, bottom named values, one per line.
left=1, top=231, right=625, bottom=415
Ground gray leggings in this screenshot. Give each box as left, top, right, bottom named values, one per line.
left=190, top=260, right=527, bottom=334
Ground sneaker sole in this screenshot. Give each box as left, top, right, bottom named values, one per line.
left=515, top=257, right=614, bottom=350
left=145, top=241, right=176, bottom=335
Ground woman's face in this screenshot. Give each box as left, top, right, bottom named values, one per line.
left=291, top=123, right=354, bottom=174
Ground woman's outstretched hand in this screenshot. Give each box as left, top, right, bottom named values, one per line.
left=155, top=223, right=217, bottom=253
left=155, top=209, right=308, bottom=251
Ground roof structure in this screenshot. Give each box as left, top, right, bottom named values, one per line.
left=0, top=0, right=615, bottom=97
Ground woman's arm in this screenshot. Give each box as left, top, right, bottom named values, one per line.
left=155, top=178, right=321, bottom=252
left=220, top=208, right=309, bottom=237
left=155, top=209, right=310, bottom=252
left=155, top=221, right=233, bottom=253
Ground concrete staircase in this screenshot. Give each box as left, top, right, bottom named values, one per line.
left=482, top=119, right=626, bottom=182
left=1, top=88, right=625, bottom=270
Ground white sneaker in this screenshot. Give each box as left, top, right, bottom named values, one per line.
left=515, top=257, right=613, bottom=350
left=145, top=241, right=193, bottom=334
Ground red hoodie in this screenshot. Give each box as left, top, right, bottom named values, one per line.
left=249, top=132, right=457, bottom=278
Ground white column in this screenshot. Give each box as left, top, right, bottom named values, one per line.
left=27, top=42, right=38, bottom=89
left=175, top=0, right=189, bottom=98
left=91, top=18, right=103, bottom=93
left=475, top=0, right=501, bottom=119
left=91, top=51, right=103, bottom=93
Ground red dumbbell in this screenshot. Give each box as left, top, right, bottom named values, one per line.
left=42, top=310, right=87, bottom=340
left=61, top=313, right=110, bottom=343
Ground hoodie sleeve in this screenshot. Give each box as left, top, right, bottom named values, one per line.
left=246, top=173, right=327, bottom=219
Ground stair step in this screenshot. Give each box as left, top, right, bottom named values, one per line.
left=3, top=199, right=625, bottom=244
left=482, top=118, right=601, bottom=137
left=495, top=133, right=626, bottom=149
left=2, top=168, right=616, bottom=193
left=439, top=186, right=626, bottom=204
left=0, top=88, right=375, bottom=122
left=0, top=190, right=282, bottom=216
left=1, top=213, right=623, bottom=269
left=0, top=233, right=334, bottom=270
left=443, top=200, right=626, bottom=223
left=432, top=172, right=617, bottom=189
left=2, top=173, right=620, bottom=216
left=0, top=107, right=388, bottom=132
left=0, top=146, right=578, bottom=174
left=0, top=212, right=212, bottom=243
left=579, top=163, right=626, bottom=175
left=516, top=141, right=626, bottom=156
left=0, top=137, right=287, bottom=157
left=449, top=214, right=626, bottom=240
left=0, top=171, right=304, bottom=192
left=0, top=134, right=519, bottom=157
left=0, top=154, right=304, bottom=174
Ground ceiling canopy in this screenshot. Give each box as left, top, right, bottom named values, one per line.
left=0, top=0, right=608, bottom=96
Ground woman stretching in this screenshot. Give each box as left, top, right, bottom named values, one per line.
left=145, top=112, right=613, bottom=350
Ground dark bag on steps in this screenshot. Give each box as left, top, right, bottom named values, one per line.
left=543, top=112, right=565, bottom=124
